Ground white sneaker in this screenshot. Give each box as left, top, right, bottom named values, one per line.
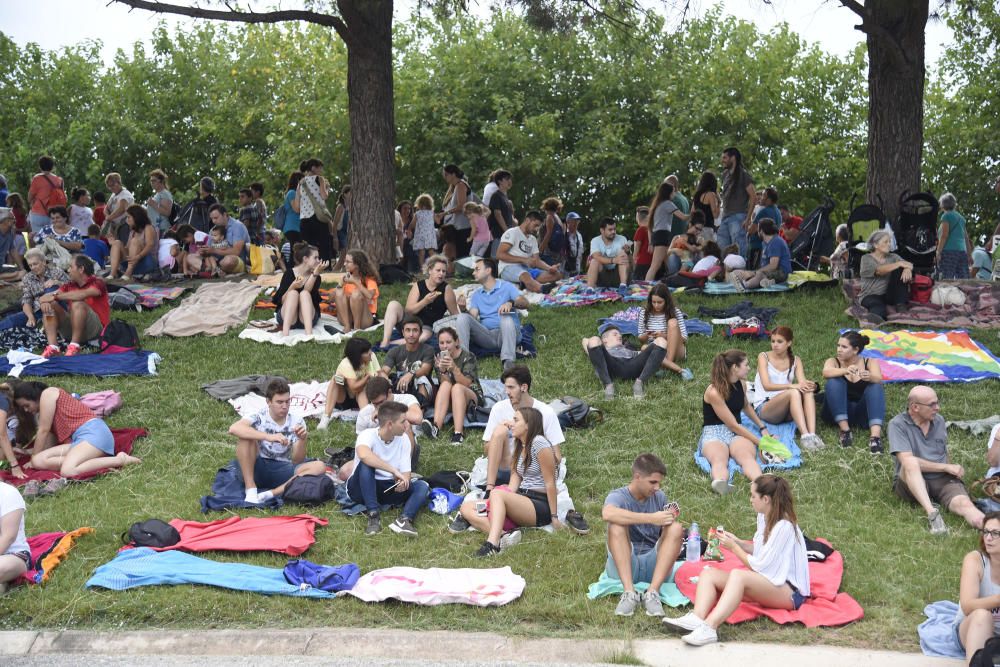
left=499, top=529, right=522, bottom=552
left=759, top=278, right=776, bottom=289
left=662, top=611, right=705, bottom=632
left=317, top=414, right=331, bottom=430
left=681, top=623, right=718, bottom=646
left=244, top=490, right=260, bottom=504
left=711, top=479, right=732, bottom=495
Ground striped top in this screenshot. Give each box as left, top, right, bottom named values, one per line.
left=637, top=308, right=688, bottom=340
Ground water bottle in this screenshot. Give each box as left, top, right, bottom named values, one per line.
left=686, top=522, right=701, bottom=562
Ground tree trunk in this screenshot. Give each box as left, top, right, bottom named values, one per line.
left=340, top=0, right=396, bottom=266
left=864, top=0, right=927, bottom=222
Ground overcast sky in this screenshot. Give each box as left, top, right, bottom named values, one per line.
left=0, top=0, right=953, bottom=67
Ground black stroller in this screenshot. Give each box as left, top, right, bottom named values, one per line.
left=893, top=191, right=938, bottom=275
left=789, top=197, right=835, bottom=271
left=846, top=194, right=890, bottom=278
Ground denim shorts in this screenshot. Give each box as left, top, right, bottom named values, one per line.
left=500, top=264, right=541, bottom=283
left=71, top=418, right=115, bottom=455
left=253, top=456, right=317, bottom=491
left=790, top=585, right=807, bottom=610
left=697, top=424, right=736, bottom=450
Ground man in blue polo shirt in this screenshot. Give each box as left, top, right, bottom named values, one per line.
left=199, top=204, right=250, bottom=275
left=455, top=257, right=528, bottom=370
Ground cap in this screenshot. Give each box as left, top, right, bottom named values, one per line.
left=0, top=207, right=12, bottom=222
left=566, top=212, right=581, bottom=220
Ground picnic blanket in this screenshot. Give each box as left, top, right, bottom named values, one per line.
left=228, top=380, right=330, bottom=420
left=202, top=375, right=286, bottom=401
left=918, top=600, right=965, bottom=659
left=0, top=428, right=147, bottom=486
left=200, top=460, right=284, bottom=512
left=843, top=279, right=1000, bottom=329
left=0, top=349, right=161, bottom=378
left=701, top=271, right=836, bottom=296
left=86, top=547, right=333, bottom=598
left=238, top=314, right=351, bottom=346
left=14, top=527, right=94, bottom=585
left=343, top=566, right=524, bottom=606
left=697, top=301, right=780, bottom=328
left=586, top=561, right=688, bottom=607
left=596, top=306, right=712, bottom=337
left=853, top=328, right=1000, bottom=383
left=674, top=539, right=863, bottom=627
left=253, top=271, right=344, bottom=288
left=145, top=280, right=261, bottom=337
left=132, top=515, right=327, bottom=556
left=693, top=415, right=802, bottom=482
left=123, top=284, right=187, bottom=309
left=254, top=287, right=337, bottom=316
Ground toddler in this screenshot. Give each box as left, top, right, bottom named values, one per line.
left=410, top=193, right=437, bottom=266
left=466, top=202, right=491, bottom=258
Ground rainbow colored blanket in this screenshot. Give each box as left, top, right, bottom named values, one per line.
left=854, top=329, right=1000, bottom=383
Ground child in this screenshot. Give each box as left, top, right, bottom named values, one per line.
left=411, top=193, right=437, bottom=267
left=82, top=224, right=109, bottom=269
left=565, top=212, right=584, bottom=275
left=721, top=243, right=745, bottom=281
left=466, top=202, right=491, bottom=258
left=68, top=188, right=93, bottom=234
left=667, top=213, right=706, bottom=274
left=827, top=223, right=850, bottom=279
left=158, top=230, right=181, bottom=274
left=237, top=188, right=263, bottom=244
left=92, top=191, right=107, bottom=227
left=632, top=206, right=652, bottom=281
left=638, top=282, right=691, bottom=380
left=263, top=229, right=289, bottom=272
left=205, top=224, right=230, bottom=277
left=5, top=193, right=27, bottom=231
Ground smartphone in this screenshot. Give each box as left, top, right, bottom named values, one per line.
left=475, top=500, right=488, bottom=516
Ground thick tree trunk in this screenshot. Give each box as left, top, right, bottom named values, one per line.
left=340, top=0, right=396, bottom=265
left=864, top=0, right=927, bottom=222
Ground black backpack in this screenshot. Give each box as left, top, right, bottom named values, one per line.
left=124, top=519, right=180, bottom=548
left=552, top=396, right=603, bottom=429
left=98, top=319, right=140, bottom=354
left=282, top=474, right=336, bottom=506
left=971, top=636, right=1000, bottom=667
left=107, top=285, right=142, bottom=312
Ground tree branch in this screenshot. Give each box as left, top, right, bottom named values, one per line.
left=110, top=0, right=350, bottom=41
left=836, top=0, right=912, bottom=69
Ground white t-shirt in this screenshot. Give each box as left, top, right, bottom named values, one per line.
left=692, top=256, right=719, bottom=273
left=498, top=226, right=539, bottom=273
left=158, top=238, right=178, bottom=269
left=244, top=409, right=305, bottom=462
left=106, top=188, right=134, bottom=224
left=483, top=397, right=565, bottom=453
left=352, top=426, right=411, bottom=481
left=69, top=204, right=94, bottom=234
left=723, top=254, right=746, bottom=270
left=355, top=393, right=419, bottom=434
left=0, top=481, right=28, bottom=556
left=987, top=423, right=1000, bottom=478
left=483, top=182, right=499, bottom=210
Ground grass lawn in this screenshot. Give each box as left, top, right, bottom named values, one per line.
left=0, top=277, right=993, bottom=652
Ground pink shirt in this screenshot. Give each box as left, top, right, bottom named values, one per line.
left=470, top=214, right=491, bottom=242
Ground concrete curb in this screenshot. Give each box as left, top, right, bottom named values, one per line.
left=0, top=628, right=963, bottom=665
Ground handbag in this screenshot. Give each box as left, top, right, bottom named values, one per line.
left=972, top=474, right=1000, bottom=502
left=249, top=244, right=275, bottom=275
left=299, top=179, right=333, bottom=224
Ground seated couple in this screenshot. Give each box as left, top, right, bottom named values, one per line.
left=447, top=365, right=589, bottom=555
left=37, top=254, right=110, bottom=359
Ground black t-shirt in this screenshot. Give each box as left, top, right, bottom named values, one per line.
left=488, top=191, right=513, bottom=238
left=415, top=280, right=449, bottom=327
left=272, top=266, right=321, bottom=313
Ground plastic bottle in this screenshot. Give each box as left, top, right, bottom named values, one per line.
left=686, top=522, right=701, bottom=562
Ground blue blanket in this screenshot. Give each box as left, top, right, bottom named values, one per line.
left=200, top=460, right=284, bottom=512
left=702, top=281, right=791, bottom=295
left=0, top=350, right=161, bottom=378
left=86, top=547, right=332, bottom=598
left=693, top=415, right=802, bottom=481
left=918, top=600, right=964, bottom=658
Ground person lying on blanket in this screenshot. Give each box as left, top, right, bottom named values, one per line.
left=955, top=511, right=1000, bottom=662
left=751, top=326, right=825, bottom=451
left=8, top=380, right=140, bottom=477
left=638, top=283, right=692, bottom=381
left=726, top=218, right=791, bottom=292
left=318, top=337, right=384, bottom=429
left=228, top=377, right=326, bottom=505
left=603, top=453, right=683, bottom=618
left=0, top=481, right=28, bottom=595
left=820, top=331, right=885, bottom=453
left=582, top=325, right=666, bottom=400
left=663, top=474, right=810, bottom=646
left=698, top=349, right=766, bottom=495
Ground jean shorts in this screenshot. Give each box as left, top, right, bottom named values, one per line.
left=500, top=264, right=542, bottom=283
left=71, top=418, right=115, bottom=455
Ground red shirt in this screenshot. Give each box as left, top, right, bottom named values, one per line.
left=633, top=225, right=652, bottom=265
left=779, top=215, right=802, bottom=242
left=52, top=389, right=98, bottom=443
left=58, top=275, right=110, bottom=326
left=93, top=205, right=106, bottom=226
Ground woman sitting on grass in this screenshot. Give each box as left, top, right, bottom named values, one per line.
left=751, top=326, right=825, bottom=451
left=318, top=337, right=382, bottom=429
left=9, top=380, right=141, bottom=477
left=956, top=511, right=1000, bottom=662
left=0, top=480, right=28, bottom=595
left=430, top=326, right=482, bottom=444
left=638, top=283, right=692, bottom=380
left=378, top=254, right=459, bottom=349
left=333, top=249, right=380, bottom=334
left=108, top=205, right=159, bottom=281
left=457, top=407, right=560, bottom=557
left=699, top=349, right=767, bottom=495
left=273, top=242, right=328, bottom=337
left=663, top=474, right=809, bottom=646
left=821, top=331, right=885, bottom=453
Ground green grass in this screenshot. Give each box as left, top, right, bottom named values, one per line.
left=0, top=278, right=992, bottom=651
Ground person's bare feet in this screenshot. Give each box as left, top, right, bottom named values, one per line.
left=117, top=452, right=142, bottom=466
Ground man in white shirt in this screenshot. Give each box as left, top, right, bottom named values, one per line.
left=354, top=376, right=423, bottom=471
left=586, top=217, right=631, bottom=289
left=496, top=210, right=563, bottom=293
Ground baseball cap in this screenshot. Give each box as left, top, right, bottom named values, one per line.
left=566, top=212, right=581, bottom=220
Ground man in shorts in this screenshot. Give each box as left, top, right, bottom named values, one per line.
left=603, top=453, right=683, bottom=617
left=38, top=254, right=108, bottom=358
left=229, top=378, right=326, bottom=504
left=496, top=210, right=562, bottom=293
left=889, top=385, right=984, bottom=535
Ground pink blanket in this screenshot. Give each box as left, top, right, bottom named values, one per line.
left=345, top=566, right=525, bottom=606
left=674, top=539, right=863, bottom=627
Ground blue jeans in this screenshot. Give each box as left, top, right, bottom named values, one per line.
left=821, top=378, right=885, bottom=428
left=717, top=213, right=747, bottom=257
left=347, top=461, right=430, bottom=519
left=0, top=310, right=37, bottom=331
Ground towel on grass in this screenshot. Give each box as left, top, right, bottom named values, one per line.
left=343, top=566, right=524, bottom=606
left=0, top=349, right=161, bottom=377
left=238, top=314, right=351, bottom=346
left=853, top=328, right=1000, bottom=383
left=674, top=539, right=863, bottom=627
left=123, top=284, right=187, bottom=309
left=0, top=428, right=147, bottom=486
left=202, top=375, right=286, bottom=401
left=86, top=547, right=333, bottom=598
left=918, top=600, right=965, bottom=659
left=693, top=416, right=802, bottom=482
left=127, top=515, right=328, bottom=556
left=145, top=280, right=261, bottom=337
left=15, top=527, right=94, bottom=585
left=228, top=380, right=330, bottom=420
left=540, top=279, right=623, bottom=307
left=586, top=562, right=687, bottom=607
left=703, top=281, right=790, bottom=295
left=200, top=460, right=284, bottom=512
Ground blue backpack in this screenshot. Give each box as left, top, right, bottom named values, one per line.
left=283, top=559, right=360, bottom=592
left=273, top=203, right=287, bottom=231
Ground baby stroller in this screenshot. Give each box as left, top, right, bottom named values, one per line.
left=845, top=194, right=890, bottom=278
left=789, top=196, right=835, bottom=271
left=893, top=191, right=938, bottom=275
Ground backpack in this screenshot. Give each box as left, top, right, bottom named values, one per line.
left=124, top=519, right=180, bottom=548
left=167, top=200, right=180, bottom=224
left=281, top=474, right=336, bottom=506
left=41, top=174, right=67, bottom=209
left=970, top=636, right=1000, bottom=667
left=283, top=559, right=360, bottom=592
left=79, top=390, right=123, bottom=417
left=107, top=285, right=142, bottom=311
left=98, top=319, right=139, bottom=354
left=551, top=396, right=603, bottom=429
left=425, top=470, right=470, bottom=494
left=273, top=203, right=287, bottom=231
left=910, top=273, right=933, bottom=303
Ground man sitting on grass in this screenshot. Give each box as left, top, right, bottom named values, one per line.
left=228, top=378, right=326, bottom=504
left=726, top=218, right=791, bottom=292
left=38, top=254, right=109, bottom=358
left=496, top=210, right=563, bottom=293
left=454, top=257, right=529, bottom=372
left=603, top=453, right=684, bottom=617
left=380, top=315, right=435, bottom=408
left=353, top=376, right=423, bottom=472
left=586, top=217, right=631, bottom=290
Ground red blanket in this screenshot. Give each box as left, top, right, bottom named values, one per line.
left=129, top=515, right=328, bottom=556
left=674, top=539, right=864, bottom=627
left=16, top=528, right=94, bottom=585
left=0, top=428, right=147, bottom=487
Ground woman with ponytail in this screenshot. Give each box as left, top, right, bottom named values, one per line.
left=698, top=349, right=768, bottom=495
left=821, top=331, right=885, bottom=453
left=272, top=242, right=328, bottom=337
left=751, top=326, right=824, bottom=450
left=664, top=474, right=809, bottom=645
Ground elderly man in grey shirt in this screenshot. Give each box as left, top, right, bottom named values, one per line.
left=889, top=385, right=984, bottom=535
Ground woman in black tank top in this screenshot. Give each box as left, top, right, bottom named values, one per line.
left=821, top=331, right=886, bottom=452
left=376, top=255, right=459, bottom=349
left=699, top=349, right=769, bottom=495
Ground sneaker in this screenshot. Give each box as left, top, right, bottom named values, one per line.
left=632, top=380, right=645, bottom=399
left=615, top=590, right=641, bottom=616
left=389, top=516, right=418, bottom=537
left=727, top=273, right=746, bottom=292
left=64, top=342, right=82, bottom=357
left=565, top=510, right=590, bottom=535
left=604, top=383, right=615, bottom=400
left=21, top=479, right=42, bottom=499
left=365, top=511, right=382, bottom=536
left=420, top=419, right=439, bottom=439
left=317, top=414, right=331, bottom=430
left=928, top=508, right=948, bottom=535
left=499, top=529, right=522, bottom=552
left=448, top=513, right=473, bottom=534
left=869, top=435, right=884, bottom=454
left=680, top=368, right=694, bottom=381
left=39, top=478, right=68, bottom=496
left=641, top=589, right=664, bottom=617
left=662, top=611, right=705, bottom=632
left=474, top=540, right=501, bottom=558
left=450, top=432, right=465, bottom=445
left=800, top=434, right=824, bottom=451
left=681, top=623, right=718, bottom=646
left=759, top=278, right=776, bottom=289
left=41, top=344, right=60, bottom=359
left=711, top=479, right=732, bottom=495
left=839, top=430, right=853, bottom=448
